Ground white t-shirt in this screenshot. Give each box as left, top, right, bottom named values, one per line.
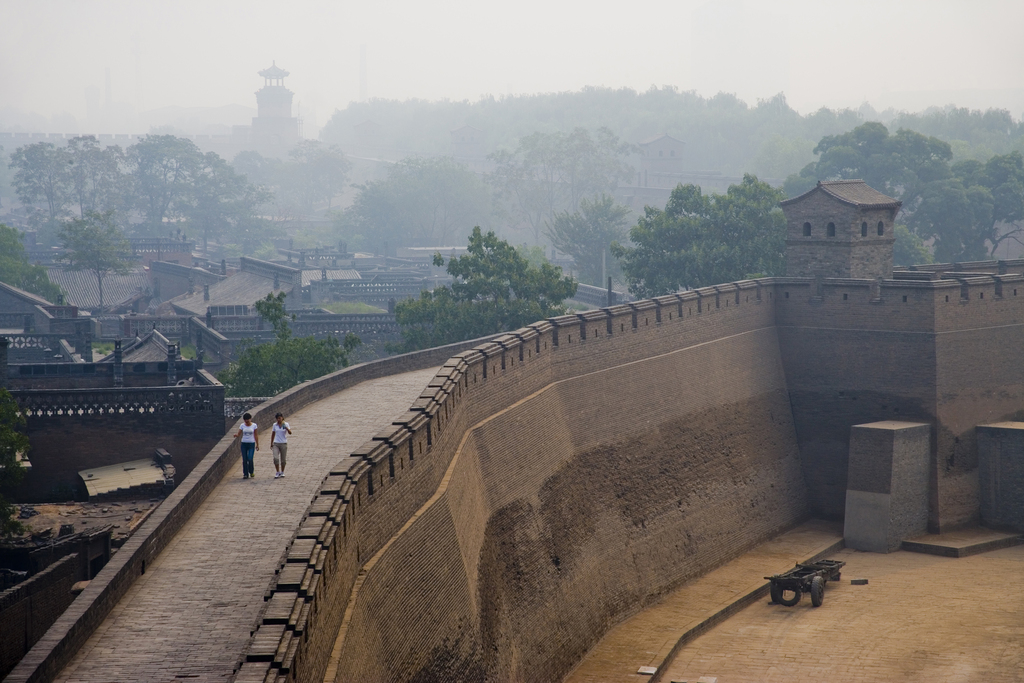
left=271, top=422, right=290, bottom=444
left=239, top=422, right=257, bottom=443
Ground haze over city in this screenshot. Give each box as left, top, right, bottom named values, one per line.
left=2, top=0, right=1023, bottom=135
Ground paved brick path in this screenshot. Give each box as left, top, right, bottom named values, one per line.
left=55, top=367, right=439, bottom=683
left=661, top=545, right=1024, bottom=683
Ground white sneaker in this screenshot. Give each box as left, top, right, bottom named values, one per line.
left=279, top=472, right=285, bottom=477
left=274, top=472, right=281, bottom=478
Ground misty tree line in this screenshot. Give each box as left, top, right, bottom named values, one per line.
left=4, top=135, right=347, bottom=257
left=4, top=102, right=1023, bottom=299
left=321, top=88, right=1024, bottom=179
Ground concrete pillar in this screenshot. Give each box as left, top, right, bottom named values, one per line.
left=844, top=421, right=930, bottom=552
left=976, top=423, right=1024, bottom=532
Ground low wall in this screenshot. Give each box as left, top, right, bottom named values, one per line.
left=5, top=337, right=495, bottom=683
left=11, top=383, right=226, bottom=501
left=238, top=280, right=811, bottom=683
left=0, top=554, right=78, bottom=680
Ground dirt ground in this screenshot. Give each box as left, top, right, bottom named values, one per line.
left=16, top=499, right=161, bottom=546
left=661, top=545, right=1024, bottom=683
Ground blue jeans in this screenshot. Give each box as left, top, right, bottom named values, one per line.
left=241, top=442, right=255, bottom=477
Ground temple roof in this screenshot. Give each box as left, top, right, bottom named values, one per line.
left=781, top=180, right=901, bottom=210
left=259, top=62, right=289, bottom=80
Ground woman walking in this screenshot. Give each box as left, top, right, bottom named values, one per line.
left=236, top=413, right=259, bottom=479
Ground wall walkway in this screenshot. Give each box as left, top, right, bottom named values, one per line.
left=52, top=368, right=439, bottom=683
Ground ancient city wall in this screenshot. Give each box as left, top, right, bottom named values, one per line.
left=242, top=280, right=811, bottom=683
left=776, top=270, right=1024, bottom=529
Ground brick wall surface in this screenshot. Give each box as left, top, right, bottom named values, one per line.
left=307, top=300, right=809, bottom=683
left=15, top=410, right=226, bottom=502
left=0, top=554, right=78, bottom=680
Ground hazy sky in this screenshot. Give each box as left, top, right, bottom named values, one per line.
left=2, top=0, right=1022, bottom=133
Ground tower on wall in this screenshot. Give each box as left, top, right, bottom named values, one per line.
left=780, top=180, right=901, bottom=279
left=251, top=62, right=299, bottom=155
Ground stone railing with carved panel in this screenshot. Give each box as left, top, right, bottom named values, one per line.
left=13, top=383, right=224, bottom=419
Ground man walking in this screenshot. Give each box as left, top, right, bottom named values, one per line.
left=235, top=413, right=259, bottom=479
left=271, top=412, right=292, bottom=478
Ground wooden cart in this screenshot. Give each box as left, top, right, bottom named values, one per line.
left=765, top=559, right=846, bottom=607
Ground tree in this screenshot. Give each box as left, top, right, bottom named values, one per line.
left=393, top=227, right=577, bottom=351
left=127, top=135, right=205, bottom=235
left=342, top=156, right=493, bottom=251
left=893, top=224, right=933, bottom=266
left=9, top=141, right=71, bottom=229
left=546, top=194, right=630, bottom=286
left=59, top=211, right=133, bottom=310
left=189, top=152, right=273, bottom=253
left=0, top=223, right=62, bottom=300
left=218, top=292, right=361, bottom=397
left=612, top=175, right=786, bottom=297
left=286, top=141, right=351, bottom=213
left=489, top=127, right=634, bottom=244
left=0, top=389, right=29, bottom=538
left=65, top=136, right=125, bottom=217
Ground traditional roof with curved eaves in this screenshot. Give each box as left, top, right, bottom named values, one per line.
left=780, top=179, right=901, bottom=210
left=258, top=62, right=289, bottom=80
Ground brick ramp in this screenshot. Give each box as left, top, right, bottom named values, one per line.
left=563, top=519, right=844, bottom=683
left=51, top=367, right=440, bottom=683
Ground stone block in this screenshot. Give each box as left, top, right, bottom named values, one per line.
left=976, top=422, right=1024, bottom=532
left=844, top=421, right=930, bottom=552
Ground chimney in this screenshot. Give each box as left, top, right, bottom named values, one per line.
left=274, top=273, right=280, bottom=290
left=113, top=338, right=123, bottom=387
left=166, top=343, right=177, bottom=385
left=321, top=266, right=327, bottom=280
left=205, top=307, right=213, bottom=329
left=203, top=284, right=210, bottom=301
left=388, top=297, right=396, bottom=315
left=220, top=258, right=227, bottom=276
left=0, top=337, right=8, bottom=389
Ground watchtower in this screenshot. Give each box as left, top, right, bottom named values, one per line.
left=780, top=180, right=901, bottom=279
left=251, top=62, right=299, bottom=153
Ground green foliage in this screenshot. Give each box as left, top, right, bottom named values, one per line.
left=514, top=244, right=549, bottom=270
left=66, top=136, right=126, bottom=218
left=613, top=175, right=786, bottom=297
left=253, top=292, right=294, bottom=340
left=59, top=212, right=133, bottom=309
left=0, top=389, right=28, bottom=537
left=789, top=122, right=1024, bottom=262
left=893, top=224, right=933, bottom=266
left=546, top=194, right=630, bottom=286
left=219, top=334, right=360, bottom=397
left=340, top=156, right=493, bottom=250
left=219, top=293, right=361, bottom=397
left=127, top=135, right=206, bottom=234
left=489, top=127, right=634, bottom=244
left=393, top=227, right=577, bottom=351
left=0, top=223, right=62, bottom=300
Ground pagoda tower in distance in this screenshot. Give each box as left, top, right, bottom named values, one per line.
left=251, top=62, right=299, bottom=154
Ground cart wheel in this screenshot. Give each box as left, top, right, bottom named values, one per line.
left=777, top=587, right=801, bottom=607
left=770, top=582, right=782, bottom=604
left=810, top=576, right=824, bottom=607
